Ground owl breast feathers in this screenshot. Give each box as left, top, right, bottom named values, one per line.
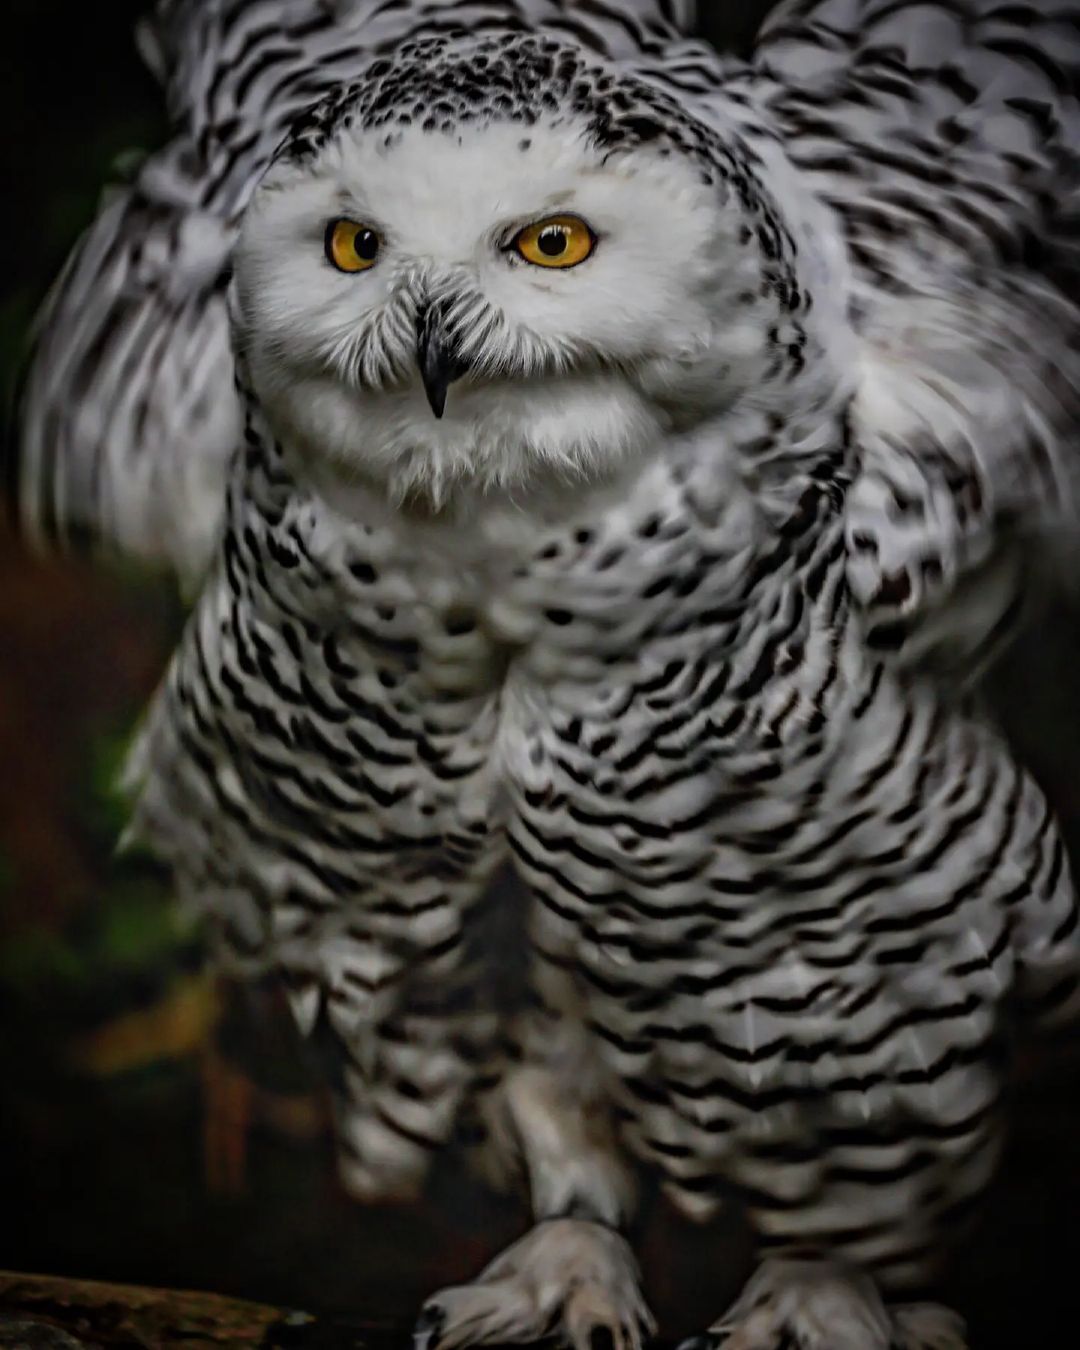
left=15, top=3, right=1080, bottom=1348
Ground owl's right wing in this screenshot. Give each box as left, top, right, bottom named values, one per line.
left=13, top=0, right=369, bottom=584
left=14, top=0, right=699, bottom=586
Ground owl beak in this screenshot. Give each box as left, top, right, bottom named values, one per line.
left=416, top=307, right=471, bottom=419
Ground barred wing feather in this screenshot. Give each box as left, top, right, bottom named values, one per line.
left=757, top=0, right=1080, bottom=673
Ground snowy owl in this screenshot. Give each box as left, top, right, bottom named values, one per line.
left=13, top=2, right=1080, bottom=1348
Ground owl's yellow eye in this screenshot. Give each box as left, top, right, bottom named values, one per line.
left=325, top=219, right=381, bottom=272
left=514, top=215, right=596, bottom=269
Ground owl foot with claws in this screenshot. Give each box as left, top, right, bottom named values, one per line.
left=414, top=1217, right=654, bottom=1350
left=677, top=1260, right=967, bottom=1350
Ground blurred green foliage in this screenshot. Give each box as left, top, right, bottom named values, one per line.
left=0, top=710, right=198, bottom=1022
left=0, top=884, right=197, bottom=1004
left=82, top=725, right=141, bottom=841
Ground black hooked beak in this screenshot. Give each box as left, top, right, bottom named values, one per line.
left=416, top=304, right=472, bottom=419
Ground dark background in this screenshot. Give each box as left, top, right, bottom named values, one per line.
left=0, top=3, right=1078, bottom=1344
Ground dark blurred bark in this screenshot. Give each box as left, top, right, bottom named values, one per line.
left=0, top=1270, right=345, bottom=1349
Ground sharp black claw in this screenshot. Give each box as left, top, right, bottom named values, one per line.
left=413, top=1304, right=446, bottom=1350
left=676, top=1336, right=717, bottom=1350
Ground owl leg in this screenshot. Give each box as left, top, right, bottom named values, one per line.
left=678, top=1259, right=966, bottom=1350
left=676, top=1091, right=1000, bottom=1350
left=416, top=1052, right=652, bottom=1350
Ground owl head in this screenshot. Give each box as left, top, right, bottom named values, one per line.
left=233, top=30, right=836, bottom=509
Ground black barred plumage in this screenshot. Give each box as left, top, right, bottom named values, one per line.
left=16, top=3, right=1080, bottom=1348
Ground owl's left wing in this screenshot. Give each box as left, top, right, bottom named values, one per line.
left=841, top=275, right=1080, bottom=679
left=753, top=0, right=1080, bottom=677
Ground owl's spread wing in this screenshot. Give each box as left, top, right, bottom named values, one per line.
left=756, top=0, right=1080, bottom=675
left=12, top=0, right=698, bottom=584
left=15, top=0, right=369, bottom=583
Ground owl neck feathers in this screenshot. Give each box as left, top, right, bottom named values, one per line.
left=234, top=372, right=855, bottom=590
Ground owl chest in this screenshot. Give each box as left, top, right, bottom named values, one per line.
left=226, top=513, right=731, bottom=862
left=221, top=450, right=797, bottom=890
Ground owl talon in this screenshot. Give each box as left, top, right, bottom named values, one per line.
left=414, top=1304, right=447, bottom=1350
left=687, top=1260, right=967, bottom=1350
left=417, top=1218, right=652, bottom=1350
